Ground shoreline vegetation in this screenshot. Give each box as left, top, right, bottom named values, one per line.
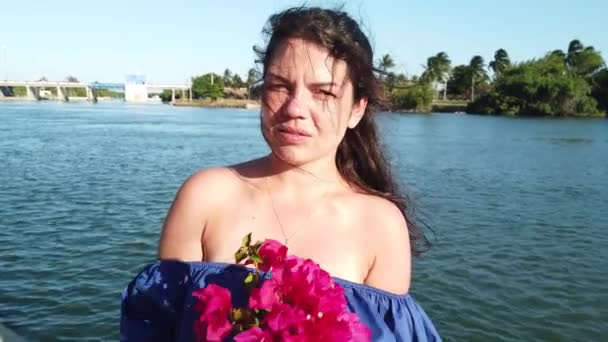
left=2, top=39, right=605, bottom=117
left=167, top=38, right=606, bottom=117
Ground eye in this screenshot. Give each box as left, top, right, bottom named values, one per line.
left=316, top=89, right=337, bottom=99
left=266, top=83, right=289, bottom=92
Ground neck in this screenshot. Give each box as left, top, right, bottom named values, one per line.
left=263, top=153, right=344, bottom=194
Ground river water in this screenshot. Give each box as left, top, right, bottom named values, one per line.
left=1, top=102, right=606, bottom=341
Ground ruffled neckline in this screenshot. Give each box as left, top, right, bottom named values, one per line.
left=158, top=259, right=412, bottom=300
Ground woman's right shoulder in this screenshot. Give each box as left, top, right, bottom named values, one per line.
left=179, top=167, right=240, bottom=198
left=179, top=159, right=263, bottom=200
left=158, top=165, right=249, bottom=260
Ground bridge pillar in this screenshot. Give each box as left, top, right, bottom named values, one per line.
left=56, top=86, right=68, bottom=101
left=26, top=86, right=40, bottom=100
left=189, top=88, right=192, bottom=102
left=181, top=88, right=185, bottom=101
left=86, top=87, right=97, bottom=103
left=171, top=88, right=175, bottom=104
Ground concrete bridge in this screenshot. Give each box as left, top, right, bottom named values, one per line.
left=0, top=78, right=191, bottom=104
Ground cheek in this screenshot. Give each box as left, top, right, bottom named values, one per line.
left=313, top=101, right=351, bottom=140
left=263, top=90, right=288, bottom=116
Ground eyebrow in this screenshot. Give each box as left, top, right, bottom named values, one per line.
left=265, top=73, right=340, bottom=88
left=265, top=73, right=290, bottom=83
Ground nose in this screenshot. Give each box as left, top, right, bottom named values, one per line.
left=281, top=88, right=306, bottom=119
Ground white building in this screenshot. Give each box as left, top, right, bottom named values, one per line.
left=124, top=74, right=148, bottom=103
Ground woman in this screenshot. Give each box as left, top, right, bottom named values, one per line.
left=121, top=6, right=440, bottom=341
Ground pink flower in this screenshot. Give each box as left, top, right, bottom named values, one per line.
left=257, top=239, right=287, bottom=272
left=299, top=311, right=370, bottom=342
left=192, top=235, right=371, bottom=342
left=274, top=256, right=347, bottom=316
left=192, top=284, right=233, bottom=341
left=264, top=303, right=304, bottom=332
left=234, top=327, right=272, bottom=341
left=337, top=312, right=372, bottom=342
left=249, top=279, right=280, bottom=311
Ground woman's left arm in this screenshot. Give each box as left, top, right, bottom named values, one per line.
left=364, top=200, right=412, bottom=295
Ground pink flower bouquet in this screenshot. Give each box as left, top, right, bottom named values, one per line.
left=192, top=234, right=370, bottom=341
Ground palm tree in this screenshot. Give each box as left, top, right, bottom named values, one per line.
left=566, top=39, right=585, bottom=69
left=568, top=39, right=584, bottom=56
left=247, top=68, right=261, bottom=99
left=489, top=49, right=511, bottom=78
left=434, top=52, right=451, bottom=100
left=421, top=52, right=451, bottom=100
left=384, top=72, right=397, bottom=92
left=377, top=54, right=395, bottom=76
left=223, top=69, right=233, bottom=88
left=565, top=39, right=606, bottom=79
left=550, top=49, right=567, bottom=61
left=469, top=56, right=486, bottom=102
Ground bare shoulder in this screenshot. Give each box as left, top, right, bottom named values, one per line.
left=185, top=167, right=242, bottom=196
left=357, top=194, right=412, bottom=294
left=158, top=166, right=242, bottom=260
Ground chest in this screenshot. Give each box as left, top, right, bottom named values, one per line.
left=201, top=194, right=373, bottom=283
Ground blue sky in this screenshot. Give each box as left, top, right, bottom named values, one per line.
left=1, top=0, right=606, bottom=84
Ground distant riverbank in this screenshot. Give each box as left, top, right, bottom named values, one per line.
left=173, top=98, right=468, bottom=114
left=0, top=96, right=117, bottom=103
left=172, top=98, right=260, bottom=109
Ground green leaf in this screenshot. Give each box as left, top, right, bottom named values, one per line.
left=252, top=240, right=263, bottom=250
left=244, top=272, right=260, bottom=288
left=234, top=247, right=248, bottom=263
left=242, top=233, right=252, bottom=248
left=250, top=253, right=263, bottom=265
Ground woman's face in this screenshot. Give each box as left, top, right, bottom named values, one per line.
left=261, top=38, right=367, bottom=167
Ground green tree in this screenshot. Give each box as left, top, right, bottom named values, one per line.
left=384, top=72, right=397, bottom=93
left=232, top=74, right=245, bottom=88
left=377, top=54, right=401, bottom=96
left=421, top=52, right=451, bottom=100
left=591, top=69, right=608, bottom=112
left=223, top=69, right=233, bottom=88
left=377, top=54, right=395, bottom=78
left=435, top=52, right=451, bottom=100
left=469, top=53, right=602, bottom=116
left=550, top=49, right=567, bottom=60
left=565, top=39, right=605, bottom=79
left=159, top=89, right=182, bottom=103
left=192, top=73, right=224, bottom=100
left=469, top=55, right=487, bottom=101
left=390, top=83, right=433, bottom=111
left=566, top=39, right=584, bottom=66
left=247, top=68, right=261, bottom=99
left=489, top=49, right=511, bottom=78
left=447, top=65, right=472, bottom=99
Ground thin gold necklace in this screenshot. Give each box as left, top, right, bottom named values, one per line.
left=264, top=176, right=329, bottom=246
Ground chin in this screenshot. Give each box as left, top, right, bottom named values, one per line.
left=270, top=144, right=315, bottom=167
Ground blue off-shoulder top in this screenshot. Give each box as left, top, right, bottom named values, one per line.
left=120, top=261, right=441, bottom=342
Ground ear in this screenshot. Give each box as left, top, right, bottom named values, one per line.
left=347, top=97, right=368, bottom=128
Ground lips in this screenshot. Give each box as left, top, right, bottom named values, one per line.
left=274, top=125, right=311, bottom=144
left=276, top=126, right=311, bottom=137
